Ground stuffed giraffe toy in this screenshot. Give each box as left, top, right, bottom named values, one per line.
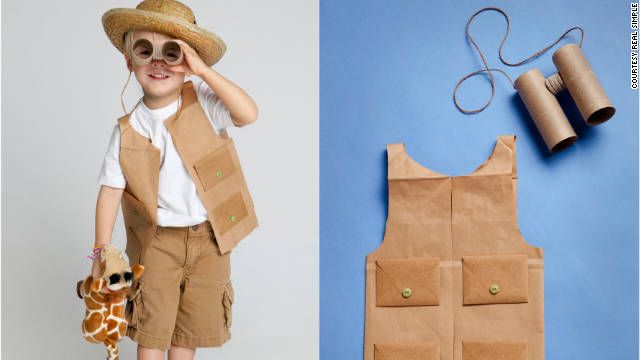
left=76, top=244, right=144, bottom=360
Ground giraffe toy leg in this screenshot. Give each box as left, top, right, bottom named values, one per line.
left=104, top=338, right=119, bottom=360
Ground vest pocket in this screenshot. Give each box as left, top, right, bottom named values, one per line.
left=374, top=342, right=439, bottom=360
left=212, top=192, right=249, bottom=235
left=462, top=340, right=527, bottom=360
left=122, top=190, right=151, bottom=225
left=462, top=254, right=529, bottom=305
left=193, top=145, right=237, bottom=192
left=375, top=257, right=440, bottom=306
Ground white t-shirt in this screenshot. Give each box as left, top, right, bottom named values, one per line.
left=97, top=78, right=234, bottom=227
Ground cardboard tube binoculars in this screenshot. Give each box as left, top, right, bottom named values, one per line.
left=514, top=44, right=615, bottom=152
left=130, top=38, right=184, bottom=67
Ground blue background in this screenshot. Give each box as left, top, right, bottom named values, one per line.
left=320, top=1, right=638, bottom=359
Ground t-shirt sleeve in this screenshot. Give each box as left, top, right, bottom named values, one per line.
left=192, top=77, right=234, bottom=133
left=97, top=124, right=126, bottom=189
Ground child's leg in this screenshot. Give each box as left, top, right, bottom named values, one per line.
left=171, top=221, right=233, bottom=348
left=126, top=225, right=187, bottom=354
left=136, top=344, right=165, bottom=360
left=168, top=345, right=196, bottom=360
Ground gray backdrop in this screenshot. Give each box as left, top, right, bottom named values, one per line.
left=2, top=0, right=318, bottom=358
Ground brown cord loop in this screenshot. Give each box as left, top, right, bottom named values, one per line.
left=453, top=7, right=584, bottom=114
left=120, top=70, right=184, bottom=117
left=121, top=70, right=134, bottom=114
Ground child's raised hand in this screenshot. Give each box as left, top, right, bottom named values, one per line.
left=168, top=39, right=210, bottom=77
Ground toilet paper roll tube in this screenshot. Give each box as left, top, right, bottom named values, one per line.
left=515, top=44, right=615, bottom=152
left=515, top=68, right=577, bottom=153
left=454, top=8, right=615, bottom=153
left=551, top=43, right=615, bottom=125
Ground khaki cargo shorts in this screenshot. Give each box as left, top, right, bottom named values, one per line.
left=124, top=220, right=234, bottom=350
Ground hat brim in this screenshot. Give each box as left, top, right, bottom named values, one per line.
left=102, top=8, right=226, bottom=67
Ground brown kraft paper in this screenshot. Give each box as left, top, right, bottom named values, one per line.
left=364, top=135, right=544, bottom=360
left=552, top=44, right=616, bottom=125
left=515, top=68, right=577, bottom=153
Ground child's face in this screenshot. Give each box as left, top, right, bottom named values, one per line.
left=125, top=30, right=186, bottom=99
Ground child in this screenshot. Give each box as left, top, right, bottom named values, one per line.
left=93, top=1, right=259, bottom=359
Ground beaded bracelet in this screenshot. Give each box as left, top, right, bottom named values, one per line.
left=86, top=245, right=107, bottom=260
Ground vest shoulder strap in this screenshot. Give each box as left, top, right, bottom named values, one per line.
left=116, top=115, right=134, bottom=147
left=497, top=135, right=517, bottom=179
left=117, top=114, right=131, bottom=132
left=386, top=143, right=404, bottom=163
left=185, top=80, right=230, bottom=139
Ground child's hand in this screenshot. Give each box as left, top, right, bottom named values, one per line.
left=91, top=259, right=112, bottom=294
left=169, top=39, right=210, bottom=78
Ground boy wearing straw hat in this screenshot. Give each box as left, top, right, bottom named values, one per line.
left=92, top=0, right=259, bottom=358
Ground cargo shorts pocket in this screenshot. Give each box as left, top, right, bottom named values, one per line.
left=222, top=281, right=234, bottom=331
left=462, top=340, right=528, bottom=360
left=374, top=342, right=439, bottom=360
left=126, top=281, right=144, bottom=328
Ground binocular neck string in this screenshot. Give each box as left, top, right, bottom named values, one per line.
left=121, top=70, right=133, bottom=115
left=453, top=68, right=514, bottom=115
left=453, top=7, right=585, bottom=115
left=120, top=70, right=145, bottom=115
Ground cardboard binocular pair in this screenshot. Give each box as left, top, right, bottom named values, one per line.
left=130, top=38, right=184, bottom=67
left=514, top=44, right=615, bottom=152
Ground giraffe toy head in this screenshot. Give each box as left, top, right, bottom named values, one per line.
left=92, top=244, right=144, bottom=295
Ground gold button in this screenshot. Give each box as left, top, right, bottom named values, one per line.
left=229, top=215, right=237, bottom=222
left=489, top=284, right=501, bottom=295
left=401, top=287, right=412, bottom=298
left=216, top=170, right=223, bottom=177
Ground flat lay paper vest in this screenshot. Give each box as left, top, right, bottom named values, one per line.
left=364, top=135, right=544, bottom=360
left=117, top=80, right=257, bottom=265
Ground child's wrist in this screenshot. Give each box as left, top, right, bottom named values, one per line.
left=87, top=243, right=109, bottom=260
left=194, top=66, right=213, bottom=78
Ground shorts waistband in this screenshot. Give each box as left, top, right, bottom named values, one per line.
left=156, top=220, right=214, bottom=236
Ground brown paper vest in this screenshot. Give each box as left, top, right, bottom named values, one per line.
left=364, top=135, right=545, bottom=360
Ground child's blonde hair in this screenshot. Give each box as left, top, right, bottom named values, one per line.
left=123, top=30, right=136, bottom=57
left=120, top=29, right=138, bottom=114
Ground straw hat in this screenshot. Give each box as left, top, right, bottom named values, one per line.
left=102, top=0, right=226, bottom=66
